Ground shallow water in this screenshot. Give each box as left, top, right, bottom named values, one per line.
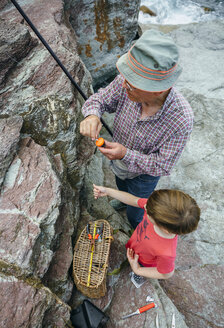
left=139, top=0, right=224, bottom=25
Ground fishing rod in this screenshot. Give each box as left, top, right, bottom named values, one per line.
left=10, top=0, right=113, bottom=137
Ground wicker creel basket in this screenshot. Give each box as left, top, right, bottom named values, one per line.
left=73, top=219, right=113, bottom=298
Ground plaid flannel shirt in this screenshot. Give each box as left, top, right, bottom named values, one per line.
left=82, top=75, right=193, bottom=176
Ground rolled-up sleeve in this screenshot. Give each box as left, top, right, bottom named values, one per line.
left=81, top=75, right=123, bottom=118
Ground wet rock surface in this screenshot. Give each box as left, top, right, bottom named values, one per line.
left=193, top=0, right=224, bottom=16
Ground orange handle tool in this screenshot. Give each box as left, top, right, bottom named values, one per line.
left=86, top=224, right=92, bottom=240
left=122, top=302, right=156, bottom=319
left=139, top=302, right=155, bottom=313
left=95, top=137, right=105, bottom=147
left=94, top=233, right=99, bottom=239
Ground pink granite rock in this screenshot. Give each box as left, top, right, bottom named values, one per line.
left=43, top=201, right=75, bottom=302
left=0, top=0, right=93, bottom=185
left=0, top=137, right=61, bottom=277
left=160, top=264, right=224, bottom=328
left=0, top=273, right=70, bottom=328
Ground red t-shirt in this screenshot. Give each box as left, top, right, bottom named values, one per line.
left=126, top=198, right=178, bottom=274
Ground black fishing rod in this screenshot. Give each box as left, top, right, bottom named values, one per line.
left=10, top=0, right=113, bottom=137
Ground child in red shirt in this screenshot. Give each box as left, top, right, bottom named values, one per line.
left=93, top=185, right=200, bottom=285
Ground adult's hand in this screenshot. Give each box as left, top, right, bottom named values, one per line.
left=98, top=140, right=127, bottom=160
left=80, top=115, right=102, bottom=140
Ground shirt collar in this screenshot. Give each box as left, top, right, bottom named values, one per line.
left=138, top=87, right=175, bottom=122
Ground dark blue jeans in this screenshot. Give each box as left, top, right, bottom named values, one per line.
left=115, top=174, right=160, bottom=229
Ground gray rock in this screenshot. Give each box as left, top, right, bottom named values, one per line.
left=0, top=1, right=9, bottom=11
left=155, top=90, right=224, bottom=328
left=137, top=21, right=224, bottom=328
left=65, top=0, right=141, bottom=87
left=140, top=21, right=224, bottom=99
left=172, top=21, right=224, bottom=99
left=106, top=266, right=188, bottom=328
left=0, top=18, right=37, bottom=86
left=82, top=150, right=131, bottom=232
left=160, top=265, right=224, bottom=328
left=157, top=90, right=224, bottom=253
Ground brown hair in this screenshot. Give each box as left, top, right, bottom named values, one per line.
left=146, top=189, right=200, bottom=235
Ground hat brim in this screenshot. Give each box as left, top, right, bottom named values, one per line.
left=116, top=53, right=182, bottom=92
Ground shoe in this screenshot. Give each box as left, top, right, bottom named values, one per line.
left=130, top=272, right=146, bottom=288
left=109, top=199, right=127, bottom=211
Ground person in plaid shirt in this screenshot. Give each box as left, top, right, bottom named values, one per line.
left=80, top=29, right=193, bottom=228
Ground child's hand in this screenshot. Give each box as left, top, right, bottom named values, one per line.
left=127, top=248, right=140, bottom=273
left=93, top=184, right=107, bottom=199
left=127, top=248, right=135, bottom=260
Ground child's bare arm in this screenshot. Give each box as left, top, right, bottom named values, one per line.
left=127, top=248, right=174, bottom=280
left=93, top=184, right=140, bottom=207
left=136, top=265, right=174, bottom=279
